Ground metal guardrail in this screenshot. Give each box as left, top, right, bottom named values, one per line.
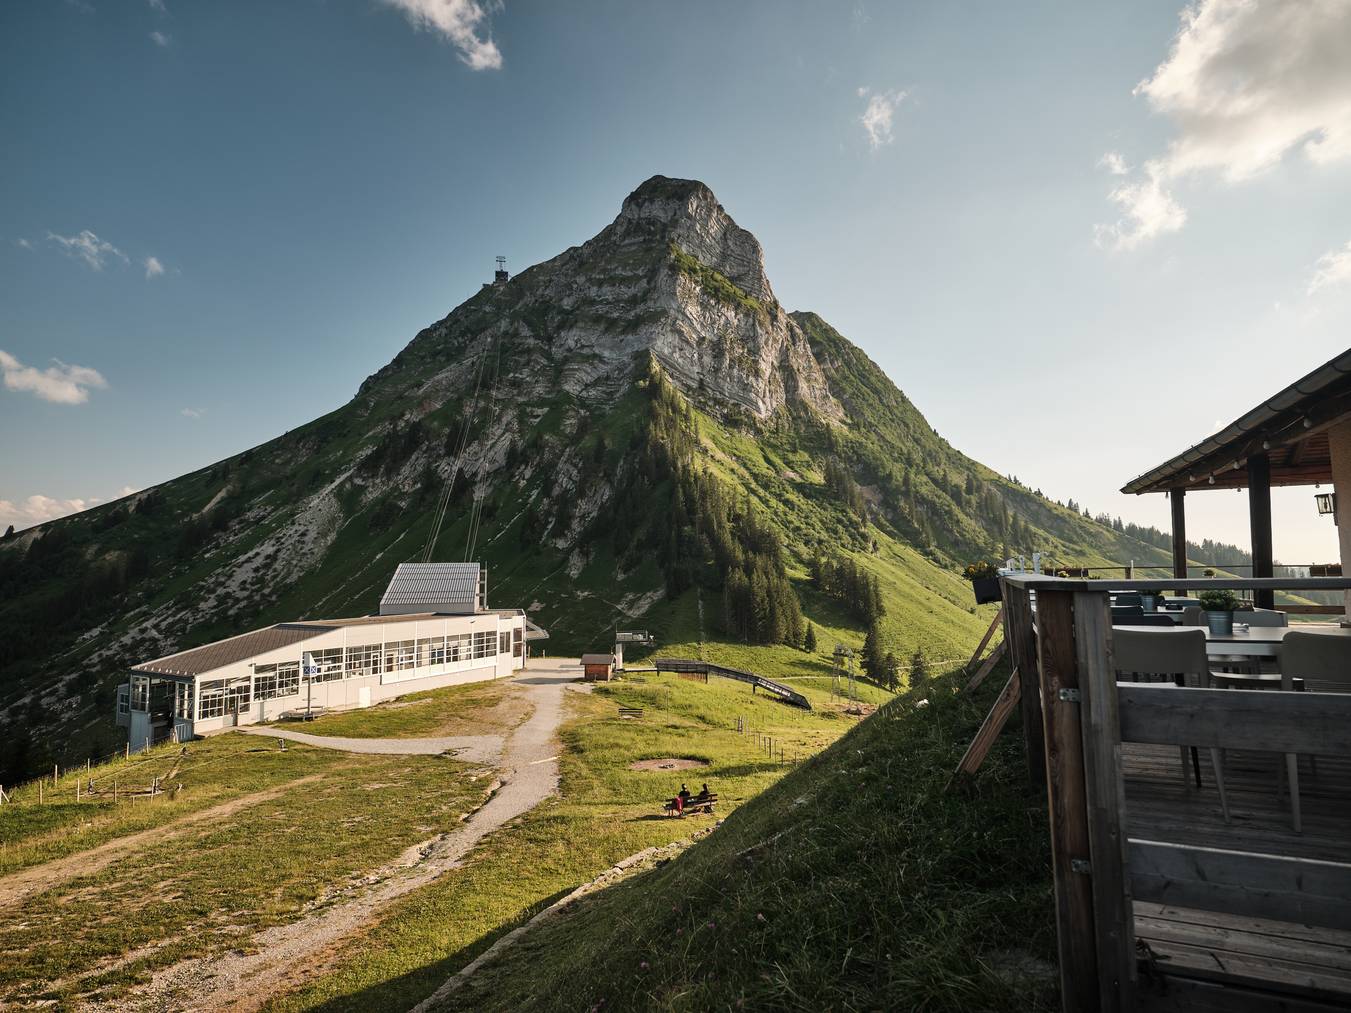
left=654, top=658, right=812, bottom=710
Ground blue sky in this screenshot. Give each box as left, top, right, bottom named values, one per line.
left=2, top=0, right=1349, bottom=564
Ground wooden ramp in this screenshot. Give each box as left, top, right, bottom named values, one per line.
left=653, top=659, right=812, bottom=710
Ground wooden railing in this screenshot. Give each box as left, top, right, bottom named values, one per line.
left=999, top=574, right=1351, bottom=1012
left=653, top=658, right=812, bottom=710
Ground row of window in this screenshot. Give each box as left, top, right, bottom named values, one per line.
left=158, top=624, right=521, bottom=721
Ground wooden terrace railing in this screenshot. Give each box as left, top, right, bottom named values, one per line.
left=999, top=574, right=1351, bottom=1012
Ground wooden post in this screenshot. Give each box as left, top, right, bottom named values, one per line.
left=1002, top=580, right=1046, bottom=789
left=1170, top=488, right=1187, bottom=581
left=965, top=605, right=1004, bottom=673
left=1248, top=453, right=1275, bottom=610
left=1035, top=588, right=1099, bottom=1013
left=38, top=781, right=43, bottom=804
left=1073, top=590, right=1135, bottom=1010
left=949, top=668, right=1022, bottom=786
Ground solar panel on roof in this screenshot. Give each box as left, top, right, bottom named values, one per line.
left=379, top=562, right=483, bottom=615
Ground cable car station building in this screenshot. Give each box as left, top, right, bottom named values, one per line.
left=117, top=563, right=546, bottom=750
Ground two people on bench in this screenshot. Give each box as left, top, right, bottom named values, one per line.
left=670, top=782, right=711, bottom=815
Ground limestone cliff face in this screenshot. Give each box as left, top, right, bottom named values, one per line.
left=374, top=175, right=843, bottom=425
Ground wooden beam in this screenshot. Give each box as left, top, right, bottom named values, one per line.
left=1117, top=685, right=1351, bottom=756
left=1001, top=580, right=1045, bottom=789
left=948, top=667, right=1020, bottom=785
left=1035, top=588, right=1100, bottom=1013
left=1170, top=489, right=1187, bottom=580
left=1073, top=590, right=1135, bottom=1010
left=1129, top=839, right=1351, bottom=932
left=964, top=604, right=1004, bottom=675
left=1248, top=453, right=1275, bottom=610
left=963, top=639, right=1007, bottom=693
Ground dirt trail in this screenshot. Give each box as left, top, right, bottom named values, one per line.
left=94, top=661, right=583, bottom=1013
left=0, top=775, right=324, bottom=911
left=238, top=725, right=503, bottom=763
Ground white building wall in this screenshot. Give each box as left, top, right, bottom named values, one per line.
left=186, top=612, right=525, bottom=736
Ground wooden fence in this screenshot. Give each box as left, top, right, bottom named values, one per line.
left=1001, top=573, right=1351, bottom=1011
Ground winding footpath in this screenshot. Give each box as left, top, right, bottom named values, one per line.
left=239, top=724, right=503, bottom=764
left=91, top=660, right=584, bottom=1013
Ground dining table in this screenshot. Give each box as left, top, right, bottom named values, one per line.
left=1115, top=623, right=1351, bottom=658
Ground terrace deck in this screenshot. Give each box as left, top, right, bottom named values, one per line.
left=1123, top=743, right=1351, bottom=1009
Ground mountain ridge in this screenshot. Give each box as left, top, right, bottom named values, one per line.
left=0, top=174, right=1178, bottom=782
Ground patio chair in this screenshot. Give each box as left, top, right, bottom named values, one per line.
left=1181, top=606, right=1203, bottom=626
left=1114, top=628, right=1230, bottom=822
left=1127, top=614, right=1174, bottom=627
left=1279, top=632, right=1351, bottom=834
left=1111, top=605, right=1145, bottom=625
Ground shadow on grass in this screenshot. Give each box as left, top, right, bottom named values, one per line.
left=297, top=884, right=578, bottom=1013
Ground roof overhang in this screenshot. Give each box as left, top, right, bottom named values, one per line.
left=1121, top=348, right=1351, bottom=495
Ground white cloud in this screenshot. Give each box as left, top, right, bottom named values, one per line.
left=180, top=407, right=204, bottom=418
left=1098, top=151, right=1130, bottom=175
left=0, top=486, right=140, bottom=534
left=381, top=0, right=503, bottom=70
left=1308, top=239, right=1351, bottom=295
left=858, top=87, right=908, bottom=150
left=47, top=229, right=128, bottom=271
left=0, top=349, right=108, bottom=404
left=15, top=237, right=32, bottom=250
left=148, top=0, right=166, bottom=10
left=144, top=255, right=165, bottom=279
left=1097, top=0, right=1351, bottom=249
left=149, top=30, right=171, bottom=47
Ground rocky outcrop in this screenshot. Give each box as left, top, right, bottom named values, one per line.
left=378, top=175, right=844, bottom=425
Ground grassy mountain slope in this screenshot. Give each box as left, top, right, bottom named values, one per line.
left=437, top=660, right=1055, bottom=1012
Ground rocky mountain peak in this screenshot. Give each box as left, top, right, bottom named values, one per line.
left=614, top=175, right=773, bottom=303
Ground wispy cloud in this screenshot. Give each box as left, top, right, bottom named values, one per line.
left=149, top=30, right=171, bottom=47
left=857, top=86, right=908, bottom=150
left=0, top=486, right=139, bottom=534
left=14, top=237, right=32, bottom=250
left=144, top=255, right=165, bottom=279
left=0, top=349, right=108, bottom=404
left=1098, top=151, right=1129, bottom=176
left=148, top=0, right=166, bottom=10
left=1096, top=0, right=1351, bottom=250
left=47, top=229, right=128, bottom=271
left=1308, top=239, right=1351, bottom=295
left=180, top=407, right=204, bottom=418
left=381, top=0, right=503, bottom=70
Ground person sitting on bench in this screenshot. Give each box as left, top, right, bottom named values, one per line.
left=693, top=783, right=710, bottom=803
left=678, top=783, right=691, bottom=804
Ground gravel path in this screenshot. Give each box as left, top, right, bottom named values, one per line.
left=238, top=725, right=503, bottom=764
left=96, top=660, right=584, bottom=1013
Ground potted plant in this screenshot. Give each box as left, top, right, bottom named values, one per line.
left=1141, top=589, right=1166, bottom=613
left=1198, top=589, right=1242, bottom=635
left=963, top=561, right=1002, bottom=605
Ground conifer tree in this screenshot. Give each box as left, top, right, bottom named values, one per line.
left=803, top=622, right=818, bottom=653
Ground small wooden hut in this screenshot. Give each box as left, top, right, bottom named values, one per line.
left=580, top=653, right=616, bottom=682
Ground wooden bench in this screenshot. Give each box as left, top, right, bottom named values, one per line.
left=618, top=706, right=643, bottom=718
left=662, top=793, right=718, bottom=816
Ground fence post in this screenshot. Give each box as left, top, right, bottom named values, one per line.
left=1035, top=587, right=1099, bottom=1013
left=1002, top=579, right=1046, bottom=789
left=1074, top=589, right=1135, bottom=1010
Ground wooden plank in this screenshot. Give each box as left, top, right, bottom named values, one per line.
left=965, top=604, right=1004, bottom=673
left=1129, top=839, right=1351, bottom=932
left=1118, top=686, right=1351, bottom=756
left=948, top=668, right=1020, bottom=785
left=1001, top=580, right=1045, bottom=789
left=1135, top=904, right=1351, bottom=971
left=1034, top=587, right=1099, bottom=1013
left=963, top=639, right=1007, bottom=693
left=1073, top=589, right=1135, bottom=1010
left=1139, top=972, right=1351, bottom=1012
left=1283, top=604, right=1346, bottom=616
